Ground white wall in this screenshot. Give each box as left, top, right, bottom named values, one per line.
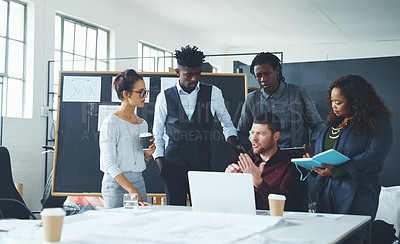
left=3, top=0, right=399, bottom=211
left=3, top=0, right=226, bottom=211
left=3, top=0, right=51, bottom=212
left=225, top=41, right=400, bottom=65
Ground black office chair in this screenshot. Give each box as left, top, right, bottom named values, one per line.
left=0, top=146, right=37, bottom=219
left=40, top=169, right=67, bottom=209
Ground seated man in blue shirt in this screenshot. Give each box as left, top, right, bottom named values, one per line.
left=153, top=45, right=238, bottom=206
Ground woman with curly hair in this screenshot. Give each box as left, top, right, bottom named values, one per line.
left=310, top=74, right=393, bottom=243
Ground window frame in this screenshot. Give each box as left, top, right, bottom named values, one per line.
left=55, top=14, right=110, bottom=74
left=52, top=14, right=110, bottom=122
left=138, top=42, right=174, bottom=72
left=0, top=0, right=27, bottom=118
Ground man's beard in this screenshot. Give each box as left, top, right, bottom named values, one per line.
left=253, top=143, right=274, bottom=155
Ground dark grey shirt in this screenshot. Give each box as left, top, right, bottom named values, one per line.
left=237, top=82, right=325, bottom=148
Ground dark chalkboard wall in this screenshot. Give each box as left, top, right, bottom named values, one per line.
left=52, top=72, right=247, bottom=195
left=282, top=56, right=399, bottom=187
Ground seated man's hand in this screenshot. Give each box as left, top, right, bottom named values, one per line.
left=225, top=163, right=242, bottom=173
left=238, top=153, right=265, bottom=188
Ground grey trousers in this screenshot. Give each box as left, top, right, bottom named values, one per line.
left=101, top=172, right=147, bottom=209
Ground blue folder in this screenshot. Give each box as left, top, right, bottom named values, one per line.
left=291, top=149, right=350, bottom=171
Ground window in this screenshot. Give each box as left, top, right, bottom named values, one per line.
left=0, top=0, right=26, bottom=118
left=138, top=42, right=174, bottom=72
left=54, top=14, right=110, bottom=88
left=53, top=14, right=109, bottom=120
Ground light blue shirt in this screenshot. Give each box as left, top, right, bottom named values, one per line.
left=153, top=81, right=237, bottom=159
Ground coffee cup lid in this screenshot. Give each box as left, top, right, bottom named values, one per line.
left=139, top=132, right=152, bottom=137
left=40, top=208, right=66, bottom=216
left=268, top=194, right=286, bottom=200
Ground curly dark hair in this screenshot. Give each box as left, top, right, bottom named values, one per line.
left=250, top=52, right=285, bottom=83
left=175, top=45, right=205, bottom=68
left=113, top=69, right=143, bottom=100
left=326, top=74, right=393, bottom=135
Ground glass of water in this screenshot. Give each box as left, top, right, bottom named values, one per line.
left=123, top=193, right=138, bottom=210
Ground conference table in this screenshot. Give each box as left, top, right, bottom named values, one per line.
left=0, top=205, right=371, bottom=243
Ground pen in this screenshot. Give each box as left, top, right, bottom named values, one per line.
left=315, top=214, right=324, bottom=217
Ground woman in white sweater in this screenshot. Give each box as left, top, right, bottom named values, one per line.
left=100, top=69, right=155, bottom=208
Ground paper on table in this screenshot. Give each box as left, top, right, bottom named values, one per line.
left=5, top=220, right=42, bottom=241
left=0, top=219, right=41, bottom=232
left=283, top=212, right=344, bottom=220
left=248, top=235, right=309, bottom=244
left=6, top=210, right=283, bottom=243
left=60, top=210, right=284, bottom=243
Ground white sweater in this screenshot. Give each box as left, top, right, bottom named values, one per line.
left=99, top=113, right=147, bottom=178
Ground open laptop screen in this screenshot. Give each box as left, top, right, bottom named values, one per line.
left=188, top=171, right=256, bottom=215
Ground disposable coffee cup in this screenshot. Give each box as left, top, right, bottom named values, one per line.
left=268, top=194, right=286, bottom=216
left=140, top=132, right=152, bottom=150
left=40, top=208, right=66, bottom=242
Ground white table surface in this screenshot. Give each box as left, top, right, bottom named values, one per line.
left=0, top=205, right=370, bottom=244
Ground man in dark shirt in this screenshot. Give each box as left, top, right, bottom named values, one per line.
left=225, top=112, right=307, bottom=211
left=237, top=52, right=324, bottom=154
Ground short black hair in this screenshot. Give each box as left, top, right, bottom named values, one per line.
left=253, top=112, right=281, bottom=133
left=250, top=52, right=285, bottom=83
left=175, top=45, right=205, bottom=68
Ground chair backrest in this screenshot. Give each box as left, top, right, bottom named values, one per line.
left=40, top=170, right=67, bottom=209
left=375, top=186, right=400, bottom=237
left=147, top=193, right=167, bottom=205
left=146, top=193, right=190, bottom=206
left=0, top=146, right=34, bottom=219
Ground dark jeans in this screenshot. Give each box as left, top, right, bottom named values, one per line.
left=161, top=159, right=211, bottom=206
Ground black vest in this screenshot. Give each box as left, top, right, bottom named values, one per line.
left=164, top=83, right=214, bottom=167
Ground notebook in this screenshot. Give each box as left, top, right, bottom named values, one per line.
left=291, top=149, right=350, bottom=171
left=188, top=171, right=256, bottom=215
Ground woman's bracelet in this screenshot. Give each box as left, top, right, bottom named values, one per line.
left=144, top=155, right=152, bottom=162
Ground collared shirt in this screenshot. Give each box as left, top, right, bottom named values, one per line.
left=252, top=149, right=306, bottom=211
left=237, top=82, right=325, bottom=148
left=153, top=81, right=237, bottom=159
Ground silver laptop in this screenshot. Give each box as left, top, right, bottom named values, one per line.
left=188, top=171, right=256, bottom=215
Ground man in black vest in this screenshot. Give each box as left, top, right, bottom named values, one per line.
left=153, top=45, right=238, bottom=205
